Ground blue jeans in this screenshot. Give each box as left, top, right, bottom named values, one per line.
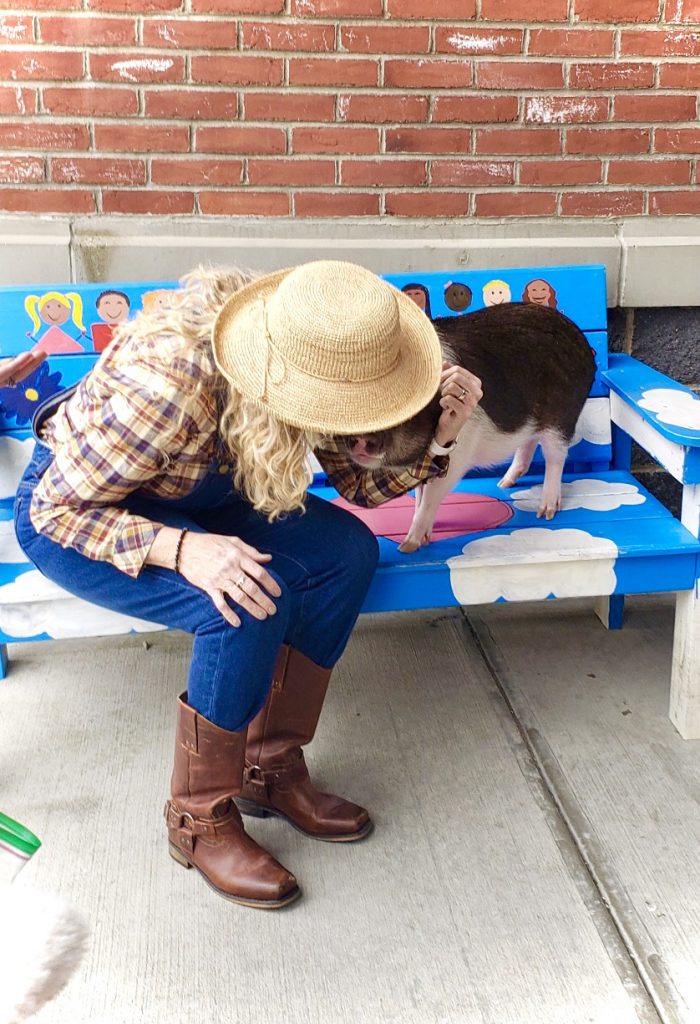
left=14, top=443, right=379, bottom=731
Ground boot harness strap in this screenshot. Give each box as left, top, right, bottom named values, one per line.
left=164, top=801, right=241, bottom=836
left=243, top=757, right=308, bottom=787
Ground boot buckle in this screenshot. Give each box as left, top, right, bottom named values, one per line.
left=166, top=804, right=196, bottom=831
left=244, top=763, right=267, bottom=786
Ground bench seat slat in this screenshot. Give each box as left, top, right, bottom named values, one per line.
left=308, top=470, right=700, bottom=613
left=310, top=470, right=696, bottom=549
left=0, top=471, right=696, bottom=635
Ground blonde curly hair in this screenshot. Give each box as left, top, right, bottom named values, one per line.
left=110, top=265, right=320, bottom=520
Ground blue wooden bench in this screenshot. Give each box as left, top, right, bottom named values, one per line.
left=1, top=265, right=699, bottom=737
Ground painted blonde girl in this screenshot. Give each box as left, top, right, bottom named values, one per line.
left=24, top=292, right=86, bottom=354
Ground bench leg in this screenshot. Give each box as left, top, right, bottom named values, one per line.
left=670, top=484, right=700, bottom=739
left=670, top=588, right=700, bottom=738
left=0, top=644, right=7, bottom=679
left=594, top=595, right=625, bottom=630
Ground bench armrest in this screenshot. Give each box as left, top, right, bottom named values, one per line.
left=602, top=353, right=700, bottom=484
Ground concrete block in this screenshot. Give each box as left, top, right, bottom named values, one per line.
left=622, top=219, right=700, bottom=308
left=70, top=217, right=622, bottom=303
left=0, top=218, right=71, bottom=286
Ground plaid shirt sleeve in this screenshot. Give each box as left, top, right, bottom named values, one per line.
left=314, top=437, right=449, bottom=507
left=29, top=355, right=194, bottom=579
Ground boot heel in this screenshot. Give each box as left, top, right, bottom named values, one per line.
left=236, top=798, right=273, bottom=819
left=169, top=844, right=193, bottom=869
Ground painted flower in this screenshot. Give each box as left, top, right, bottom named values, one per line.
left=0, top=361, right=63, bottom=426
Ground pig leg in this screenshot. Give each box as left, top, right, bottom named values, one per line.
left=399, top=455, right=469, bottom=553
left=498, top=438, right=538, bottom=489
left=537, top=430, right=569, bottom=520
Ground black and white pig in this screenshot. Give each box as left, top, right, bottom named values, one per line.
left=343, top=302, right=597, bottom=553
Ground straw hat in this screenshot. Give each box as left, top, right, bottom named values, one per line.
left=211, top=260, right=442, bottom=435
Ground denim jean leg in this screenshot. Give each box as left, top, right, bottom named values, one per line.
left=14, top=475, right=293, bottom=732
left=13, top=443, right=379, bottom=727
left=192, top=493, right=380, bottom=669
left=189, top=576, right=292, bottom=729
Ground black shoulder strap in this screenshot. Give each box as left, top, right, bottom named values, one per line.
left=31, top=381, right=81, bottom=442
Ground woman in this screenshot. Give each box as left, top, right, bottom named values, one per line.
left=13, top=261, right=480, bottom=910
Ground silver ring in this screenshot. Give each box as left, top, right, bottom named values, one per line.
left=458, top=387, right=468, bottom=402
left=235, top=573, right=247, bottom=590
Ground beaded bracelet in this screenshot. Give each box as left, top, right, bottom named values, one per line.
left=174, top=528, right=189, bottom=574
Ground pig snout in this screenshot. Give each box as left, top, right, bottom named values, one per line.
left=339, top=398, right=440, bottom=470
left=345, top=433, right=388, bottom=466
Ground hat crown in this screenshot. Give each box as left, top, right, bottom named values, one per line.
left=266, top=260, right=400, bottom=383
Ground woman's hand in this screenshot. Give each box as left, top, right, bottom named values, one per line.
left=147, top=528, right=281, bottom=628
left=179, top=532, right=281, bottom=627
left=434, top=361, right=482, bottom=448
left=0, top=350, right=47, bottom=388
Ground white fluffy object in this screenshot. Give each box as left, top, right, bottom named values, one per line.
left=0, top=884, right=88, bottom=1023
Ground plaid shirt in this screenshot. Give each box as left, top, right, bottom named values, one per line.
left=31, top=329, right=448, bottom=578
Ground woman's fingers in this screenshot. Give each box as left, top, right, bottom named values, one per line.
left=443, top=381, right=469, bottom=399
left=179, top=533, right=281, bottom=623
left=232, top=572, right=277, bottom=617
left=440, top=364, right=482, bottom=394
left=241, top=556, right=282, bottom=598
left=235, top=538, right=273, bottom=562
left=444, top=373, right=481, bottom=397
left=439, top=395, right=465, bottom=413
left=0, top=350, right=48, bottom=387
left=227, top=584, right=268, bottom=621
left=210, top=591, right=241, bottom=628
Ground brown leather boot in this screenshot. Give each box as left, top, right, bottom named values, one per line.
left=236, top=646, right=373, bottom=842
left=164, top=693, right=300, bottom=909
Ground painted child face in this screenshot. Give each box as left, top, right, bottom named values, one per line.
left=445, top=283, right=471, bottom=312
left=404, top=287, right=428, bottom=312
left=483, top=283, right=510, bottom=306
left=525, top=280, right=551, bottom=305
left=97, top=293, right=130, bottom=324
left=40, top=300, right=70, bottom=326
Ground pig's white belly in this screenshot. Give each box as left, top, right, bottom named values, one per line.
left=454, top=409, right=536, bottom=471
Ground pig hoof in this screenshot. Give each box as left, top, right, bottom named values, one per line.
left=498, top=474, right=517, bottom=489
left=537, top=504, right=559, bottom=521
left=399, top=538, right=420, bottom=553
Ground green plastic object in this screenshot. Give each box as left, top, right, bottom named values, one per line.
left=0, top=812, right=41, bottom=882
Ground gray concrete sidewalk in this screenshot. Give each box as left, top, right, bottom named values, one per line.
left=0, top=596, right=696, bottom=1024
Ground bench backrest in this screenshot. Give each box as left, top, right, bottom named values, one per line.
left=0, top=264, right=610, bottom=495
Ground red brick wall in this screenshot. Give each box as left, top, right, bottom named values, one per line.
left=1, top=1, right=699, bottom=218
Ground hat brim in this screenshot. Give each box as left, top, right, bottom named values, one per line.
left=212, top=267, right=443, bottom=435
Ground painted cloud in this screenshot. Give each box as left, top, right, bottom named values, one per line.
left=570, top=399, right=612, bottom=448
left=0, top=436, right=34, bottom=500
left=0, top=519, right=27, bottom=564
left=511, top=478, right=645, bottom=514
left=447, top=527, right=618, bottom=604
left=0, top=569, right=162, bottom=640
left=307, top=450, right=323, bottom=476
left=638, top=388, right=700, bottom=432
